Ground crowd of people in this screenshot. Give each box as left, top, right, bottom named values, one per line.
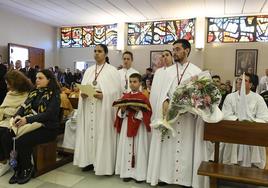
left=0, top=39, right=267, bottom=188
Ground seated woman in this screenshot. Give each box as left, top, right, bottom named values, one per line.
left=68, top=83, right=80, bottom=99
left=60, top=89, right=73, bottom=118
left=0, top=70, right=33, bottom=176
left=0, top=69, right=60, bottom=184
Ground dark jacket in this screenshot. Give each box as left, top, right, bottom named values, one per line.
left=0, top=64, right=7, bottom=104
left=21, top=67, right=37, bottom=85
left=15, top=90, right=61, bottom=129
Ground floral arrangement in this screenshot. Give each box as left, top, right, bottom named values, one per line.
left=152, top=71, right=223, bottom=141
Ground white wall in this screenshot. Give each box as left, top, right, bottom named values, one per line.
left=0, top=8, right=57, bottom=68
left=59, top=45, right=204, bottom=74
left=204, top=42, right=268, bottom=82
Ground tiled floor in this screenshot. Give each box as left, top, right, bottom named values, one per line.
left=0, top=163, right=267, bottom=188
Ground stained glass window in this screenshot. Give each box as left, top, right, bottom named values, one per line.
left=106, top=24, right=117, bottom=45
left=127, top=19, right=195, bottom=45
left=61, top=27, right=72, bottom=48
left=83, top=26, right=94, bottom=47
left=60, top=24, right=117, bottom=48
left=208, top=16, right=268, bottom=43
left=71, top=27, right=83, bottom=47
left=128, top=23, right=140, bottom=45
left=93, top=25, right=106, bottom=45
left=153, top=21, right=166, bottom=44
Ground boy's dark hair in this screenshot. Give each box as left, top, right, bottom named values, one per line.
left=129, top=73, right=142, bottom=82
left=146, top=67, right=153, bottom=72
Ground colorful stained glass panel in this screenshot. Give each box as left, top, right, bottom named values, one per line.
left=83, top=26, right=94, bottom=47
left=61, top=27, right=72, bottom=48
left=71, top=27, right=83, bottom=47
left=106, top=24, right=117, bottom=46
left=208, top=16, right=268, bottom=43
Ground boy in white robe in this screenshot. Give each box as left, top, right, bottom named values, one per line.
left=222, top=73, right=268, bottom=169
left=114, top=73, right=152, bottom=182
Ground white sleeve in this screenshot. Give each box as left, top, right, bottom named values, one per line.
left=222, top=94, right=238, bottom=121
left=255, top=96, right=268, bottom=122
left=117, top=109, right=127, bottom=118
left=134, top=110, right=143, bottom=120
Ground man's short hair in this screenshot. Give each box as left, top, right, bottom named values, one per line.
left=212, top=75, right=221, bottom=80
left=173, top=39, right=191, bottom=56
left=244, top=72, right=252, bottom=83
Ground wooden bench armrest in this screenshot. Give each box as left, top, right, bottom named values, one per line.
left=198, top=161, right=268, bottom=186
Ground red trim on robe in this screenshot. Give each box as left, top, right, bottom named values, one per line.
left=114, top=92, right=152, bottom=137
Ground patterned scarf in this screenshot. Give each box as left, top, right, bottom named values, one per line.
left=23, top=87, right=53, bottom=116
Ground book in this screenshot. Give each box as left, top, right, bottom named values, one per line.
left=76, top=84, right=97, bottom=98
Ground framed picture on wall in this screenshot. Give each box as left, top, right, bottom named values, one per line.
left=235, top=49, right=258, bottom=76
left=150, top=50, right=164, bottom=72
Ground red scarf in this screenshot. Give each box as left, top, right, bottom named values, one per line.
left=114, top=92, right=152, bottom=137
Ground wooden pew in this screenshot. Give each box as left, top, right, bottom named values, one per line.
left=33, top=108, right=72, bottom=177
left=197, top=120, right=268, bottom=188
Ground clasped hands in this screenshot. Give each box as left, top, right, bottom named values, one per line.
left=120, top=106, right=140, bottom=113
left=13, top=115, right=27, bottom=127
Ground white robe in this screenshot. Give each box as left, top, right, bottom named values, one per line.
left=115, top=109, right=150, bottom=181
left=149, top=67, right=170, bottom=122
left=147, top=63, right=208, bottom=187
left=259, top=75, right=268, bottom=93
left=62, top=110, right=78, bottom=150
left=118, top=67, right=139, bottom=93
left=73, top=63, right=122, bottom=175
left=222, top=91, right=268, bottom=169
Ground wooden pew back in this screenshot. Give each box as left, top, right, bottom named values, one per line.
left=198, top=120, right=268, bottom=188
left=204, top=120, right=268, bottom=147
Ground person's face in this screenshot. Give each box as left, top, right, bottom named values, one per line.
left=225, top=80, right=231, bottom=86
left=247, top=67, right=253, bottom=74
left=220, top=84, right=226, bottom=91
left=236, top=75, right=251, bottom=92
left=36, top=72, right=49, bottom=88
left=94, top=45, right=106, bottom=64
left=122, top=54, right=132, bottom=69
left=15, top=61, right=21, bottom=69
left=212, top=78, right=221, bottom=87
left=162, top=51, right=173, bottom=67
left=173, top=43, right=189, bottom=63
left=25, top=61, right=30, bottom=67
left=145, top=79, right=151, bottom=87
left=129, top=77, right=140, bottom=91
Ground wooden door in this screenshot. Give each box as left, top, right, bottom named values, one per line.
left=29, top=47, right=45, bottom=69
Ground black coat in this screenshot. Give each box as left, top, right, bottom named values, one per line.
left=15, top=90, right=61, bottom=129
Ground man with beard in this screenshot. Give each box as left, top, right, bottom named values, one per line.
left=147, top=39, right=206, bottom=188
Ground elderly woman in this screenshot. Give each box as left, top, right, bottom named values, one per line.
left=0, top=69, right=60, bottom=184
left=0, top=70, right=33, bottom=177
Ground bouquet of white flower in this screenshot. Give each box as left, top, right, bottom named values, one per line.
left=151, top=71, right=223, bottom=141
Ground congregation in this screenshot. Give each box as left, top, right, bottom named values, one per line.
left=0, top=39, right=268, bottom=188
